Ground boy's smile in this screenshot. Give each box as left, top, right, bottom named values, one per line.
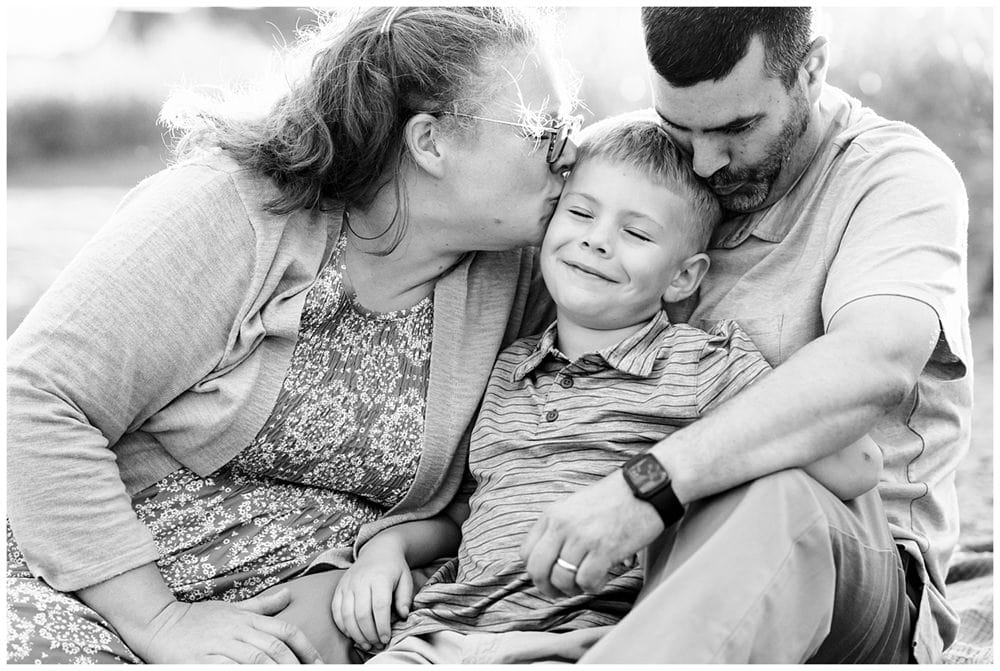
left=562, top=258, right=617, bottom=283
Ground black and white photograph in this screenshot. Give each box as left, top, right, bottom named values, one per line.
left=6, top=5, right=993, bottom=665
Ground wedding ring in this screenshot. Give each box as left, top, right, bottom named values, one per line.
left=556, top=557, right=580, bottom=573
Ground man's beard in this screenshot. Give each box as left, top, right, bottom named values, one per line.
left=711, top=86, right=811, bottom=213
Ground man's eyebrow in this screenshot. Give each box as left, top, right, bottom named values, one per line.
left=655, top=108, right=764, bottom=133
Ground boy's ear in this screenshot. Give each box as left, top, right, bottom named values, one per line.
left=403, top=113, right=446, bottom=178
left=662, top=252, right=710, bottom=303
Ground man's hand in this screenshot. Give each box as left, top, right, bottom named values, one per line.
left=519, top=470, right=665, bottom=598
left=126, top=589, right=323, bottom=664
left=331, top=542, right=413, bottom=652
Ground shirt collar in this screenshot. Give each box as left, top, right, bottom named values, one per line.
left=601, top=310, right=673, bottom=377
left=511, top=320, right=562, bottom=382
left=510, top=310, right=673, bottom=381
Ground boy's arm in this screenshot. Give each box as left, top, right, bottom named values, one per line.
left=332, top=515, right=462, bottom=650
left=358, top=514, right=463, bottom=568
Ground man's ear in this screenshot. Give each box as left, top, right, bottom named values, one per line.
left=802, top=36, right=829, bottom=104
left=662, top=252, right=710, bottom=303
left=403, top=113, right=446, bottom=179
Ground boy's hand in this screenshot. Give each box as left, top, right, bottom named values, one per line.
left=331, top=544, right=412, bottom=652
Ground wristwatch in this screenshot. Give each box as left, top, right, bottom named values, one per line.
left=621, top=453, right=685, bottom=527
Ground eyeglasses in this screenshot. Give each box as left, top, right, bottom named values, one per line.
left=426, top=111, right=583, bottom=165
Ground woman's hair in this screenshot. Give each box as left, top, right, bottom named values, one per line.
left=574, top=111, right=722, bottom=252
left=163, top=7, right=550, bottom=239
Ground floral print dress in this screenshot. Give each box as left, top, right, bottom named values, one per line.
left=6, top=231, right=434, bottom=663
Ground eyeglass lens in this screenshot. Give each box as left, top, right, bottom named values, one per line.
left=546, top=120, right=574, bottom=164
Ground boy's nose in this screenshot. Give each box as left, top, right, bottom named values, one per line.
left=580, top=223, right=611, bottom=256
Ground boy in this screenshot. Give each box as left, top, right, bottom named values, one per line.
left=333, top=114, right=882, bottom=664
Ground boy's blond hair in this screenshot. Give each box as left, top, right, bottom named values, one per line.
left=574, top=111, right=722, bottom=251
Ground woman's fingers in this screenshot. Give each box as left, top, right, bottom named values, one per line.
left=249, top=614, right=323, bottom=664
left=237, top=587, right=291, bottom=616
left=204, top=654, right=239, bottom=664
left=219, top=640, right=281, bottom=664
left=233, top=630, right=295, bottom=664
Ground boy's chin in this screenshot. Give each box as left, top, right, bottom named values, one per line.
left=557, top=309, right=619, bottom=331
left=557, top=304, right=660, bottom=332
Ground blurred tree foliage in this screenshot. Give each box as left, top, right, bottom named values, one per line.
left=819, top=7, right=993, bottom=309
left=7, top=6, right=992, bottom=309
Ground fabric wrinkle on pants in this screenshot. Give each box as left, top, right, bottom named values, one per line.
left=579, top=468, right=910, bottom=664
left=369, top=628, right=610, bottom=664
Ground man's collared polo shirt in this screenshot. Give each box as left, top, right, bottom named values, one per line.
left=671, top=85, right=971, bottom=662
left=394, top=310, right=770, bottom=639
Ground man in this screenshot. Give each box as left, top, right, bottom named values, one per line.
left=519, top=7, right=971, bottom=663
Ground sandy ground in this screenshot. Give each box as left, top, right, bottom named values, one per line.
left=6, top=185, right=995, bottom=547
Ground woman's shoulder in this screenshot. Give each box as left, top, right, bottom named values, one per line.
left=131, top=148, right=277, bottom=210
left=113, top=148, right=313, bottom=246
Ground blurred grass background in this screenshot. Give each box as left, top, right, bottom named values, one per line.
left=6, top=6, right=993, bottom=541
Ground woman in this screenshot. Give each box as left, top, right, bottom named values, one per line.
left=7, top=7, right=578, bottom=663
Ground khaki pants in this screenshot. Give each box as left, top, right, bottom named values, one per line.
left=581, top=468, right=911, bottom=663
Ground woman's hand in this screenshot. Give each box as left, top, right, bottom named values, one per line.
left=520, top=471, right=664, bottom=598
left=125, top=588, right=323, bottom=664
left=331, top=541, right=413, bottom=652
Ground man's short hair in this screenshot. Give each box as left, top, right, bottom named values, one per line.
left=575, top=111, right=721, bottom=252
left=642, top=7, right=813, bottom=89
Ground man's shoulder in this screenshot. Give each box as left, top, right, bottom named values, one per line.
left=825, top=86, right=958, bottom=175
left=118, top=149, right=279, bottom=227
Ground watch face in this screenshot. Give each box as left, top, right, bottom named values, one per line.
left=626, top=454, right=668, bottom=496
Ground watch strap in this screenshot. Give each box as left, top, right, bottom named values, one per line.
left=645, top=477, right=684, bottom=527
left=622, top=453, right=685, bottom=527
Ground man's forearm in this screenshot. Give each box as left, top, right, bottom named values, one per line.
left=653, top=296, right=938, bottom=503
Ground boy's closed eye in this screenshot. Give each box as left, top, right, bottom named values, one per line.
left=624, top=227, right=653, bottom=242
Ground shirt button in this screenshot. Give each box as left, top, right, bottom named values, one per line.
left=545, top=409, right=559, bottom=422
left=559, top=377, right=574, bottom=389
